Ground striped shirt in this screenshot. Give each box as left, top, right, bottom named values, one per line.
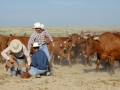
left=28, top=29, right=53, bottom=52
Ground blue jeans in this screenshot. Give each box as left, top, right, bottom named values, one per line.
left=10, top=58, right=24, bottom=75
left=22, top=66, right=50, bottom=76
left=39, top=44, right=51, bottom=62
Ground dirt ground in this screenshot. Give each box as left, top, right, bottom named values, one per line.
left=0, top=57, right=120, bottom=90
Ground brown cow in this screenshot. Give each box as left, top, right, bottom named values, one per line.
left=66, top=33, right=81, bottom=64
left=81, top=34, right=101, bottom=66
left=48, top=37, right=72, bottom=67
left=78, top=36, right=93, bottom=66
left=83, top=32, right=120, bottom=75
left=0, top=35, right=9, bottom=63
left=7, top=34, right=29, bottom=47
left=67, top=32, right=93, bottom=66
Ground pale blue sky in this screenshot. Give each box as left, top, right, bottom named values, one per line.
left=0, top=0, right=120, bottom=26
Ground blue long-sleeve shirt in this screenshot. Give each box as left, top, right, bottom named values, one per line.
left=31, top=49, right=48, bottom=70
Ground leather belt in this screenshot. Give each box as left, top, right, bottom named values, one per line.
left=42, top=43, right=46, bottom=46
left=38, top=68, right=47, bottom=70
left=17, top=55, right=25, bottom=59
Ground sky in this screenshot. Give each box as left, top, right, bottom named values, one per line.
left=0, top=0, right=120, bottom=26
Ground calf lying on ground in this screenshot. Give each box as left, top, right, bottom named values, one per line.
left=20, top=68, right=31, bottom=78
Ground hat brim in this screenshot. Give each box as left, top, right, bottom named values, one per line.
left=33, top=27, right=41, bottom=29
left=33, top=45, right=41, bottom=48
left=32, top=44, right=42, bottom=48
left=10, top=39, right=22, bottom=53
left=33, top=46, right=40, bottom=48
left=32, top=24, right=44, bottom=29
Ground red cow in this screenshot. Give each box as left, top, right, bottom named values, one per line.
left=67, top=33, right=93, bottom=66
left=48, top=37, right=72, bottom=67
left=83, top=32, right=120, bottom=75
left=78, top=36, right=93, bottom=66
left=0, top=35, right=9, bottom=63
left=66, top=33, right=81, bottom=63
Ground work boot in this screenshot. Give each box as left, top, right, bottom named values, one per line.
left=32, top=74, right=41, bottom=78
left=36, top=74, right=41, bottom=78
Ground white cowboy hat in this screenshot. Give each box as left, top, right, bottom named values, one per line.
left=33, top=22, right=44, bottom=29
left=10, top=39, right=22, bottom=53
left=33, top=42, right=41, bottom=47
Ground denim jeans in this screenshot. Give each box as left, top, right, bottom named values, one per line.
left=22, top=66, right=50, bottom=76
left=10, top=58, right=24, bottom=75
left=39, top=44, right=51, bottom=62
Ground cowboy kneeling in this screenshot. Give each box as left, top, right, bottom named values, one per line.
left=22, top=42, right=51, bottom=78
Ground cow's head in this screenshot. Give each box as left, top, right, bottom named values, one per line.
left=83, top=36, right=99, bottom=57
left=67, top=34, right=81, bottom=47
left=59, top=39, right=72, bottom=54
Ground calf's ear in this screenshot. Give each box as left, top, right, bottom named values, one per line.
left=5, top=65, right=9, bottom=72
left=95, top=40, right=100, bottom=42
left=93, top=37, right=99, bottom=40
left=59, top=43, right=63, bottom=47
left=78, top=36, right=81, bottom=40
left=68, top=39, right=72, bottom=42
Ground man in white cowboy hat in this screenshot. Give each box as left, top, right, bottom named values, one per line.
left=22, top=42, right=51, bottom=78
left=1, top=39, right=31, bottom=75
left=28, top=22, right=54, bottom=62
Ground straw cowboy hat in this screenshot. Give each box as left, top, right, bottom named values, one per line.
left=33, top=22, right=44, bottom=29
left=10, top=39, right=23, bottom=53
left=33, top=42, right=41, bottom=47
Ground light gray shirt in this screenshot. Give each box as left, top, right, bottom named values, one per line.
left=1, top=44, right=31, bottom=65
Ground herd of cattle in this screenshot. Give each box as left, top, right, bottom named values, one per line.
left=0, top=31, right=120, bottom=75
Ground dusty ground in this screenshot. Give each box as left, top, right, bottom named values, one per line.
left=0, top=57, right=120, bottom=90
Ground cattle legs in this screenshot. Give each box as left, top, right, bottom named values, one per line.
left=65, top=54, right=72, bottom=67
left=59, top=56, right=63, bottom=67
left=96, top=59, right=100, bottom=72
left=88, top=56, right=92, bottom=66
left=48, top=62, right=54, bottom=75
left=67, top=61, right=72, bottom=67
left=118, top=60, right=120, bottom=71
left=51, top=55, right=55, bottom=66
left=109, top=58, right=115, bottom=75
left=84, top=57, right=87, bottom=67
left=84, top=56, right=92, bottom=67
